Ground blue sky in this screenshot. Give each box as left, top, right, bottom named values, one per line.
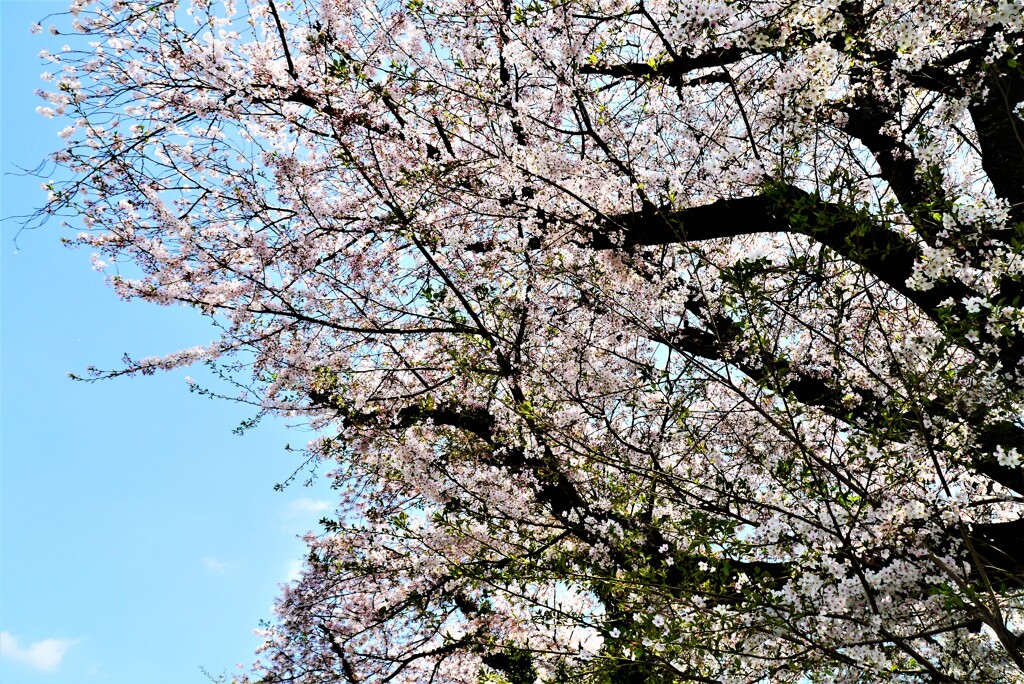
left=1, top=2, right=334, bottom=682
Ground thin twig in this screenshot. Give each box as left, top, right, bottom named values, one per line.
left=267, top=0, right=296, bottom=79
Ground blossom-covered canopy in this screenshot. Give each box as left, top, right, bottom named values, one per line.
left=38, top=0, right=1024, bottom=680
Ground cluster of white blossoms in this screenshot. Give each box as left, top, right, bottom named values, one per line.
left=995, top=445, right=1023, bottom=469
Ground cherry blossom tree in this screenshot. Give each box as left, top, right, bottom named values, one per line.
left=35, top=0, right=1024, bottom=680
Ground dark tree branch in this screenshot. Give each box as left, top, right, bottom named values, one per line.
left=310, top=394, right=1024, bottom=596
left=266, top=0, right=297, bottom=79
left=839, top=91, right=945, bottom=242
left=593, top=188, right=978, bottom=322
left=656, top=321, right=1024, bottom=497
left=970, top=59, right=1024, bottom=227
left=652, top=324, right=894, bottom=430
left=969, top=518, right=1024, bottom=588
left=578, top=46, right=754, bottom=84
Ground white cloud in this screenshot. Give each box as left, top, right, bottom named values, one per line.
left=286, top=498, right=332, bottom=516
left=284, top=559, right=304, bottom=583
left=201, top=556, right=230, bottom=574
left=0, top=631, right=75, bottom=673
